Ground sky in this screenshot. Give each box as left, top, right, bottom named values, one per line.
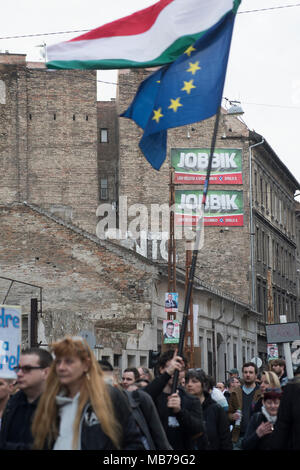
left=1, top=0, right=300, bottom=191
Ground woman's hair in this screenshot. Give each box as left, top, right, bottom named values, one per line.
left=185, top=368, right=211, bottom=393
left=31, top=336, right=121, bottom=450
left=261, top=370, right=281, bottom=388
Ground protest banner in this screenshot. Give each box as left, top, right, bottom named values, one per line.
left=0, top=305, right=21, bottom=379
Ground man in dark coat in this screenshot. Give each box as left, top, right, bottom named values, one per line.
left=0, top=347, right=53, bottom=450
left=144, top=350, right=205, bottom=450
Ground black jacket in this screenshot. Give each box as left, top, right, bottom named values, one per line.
left=69, top=385, right=144, bottom=450
left=269, top=377, right=300, bottom=450
left=38, top=385, right=144, bottom=451
left=242, top=412, right=275, bottom=450
left=0, top=390, right=39, bottom=450
left=124, top=389, right=172, bottom=450
left=201, top=394, right=232, bottom=450
left=145, top=374, right=204, bottom=450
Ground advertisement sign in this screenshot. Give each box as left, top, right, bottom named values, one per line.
left=175, top=190, right=244, bottom=226
left=163, top=319, right=180, bottom=344
left=291, top=340, right=300, bottom=369
left=165, top=293, right=178, bottom=313
left=171, top=148, right=243, bottom=184
left=0, top=305, right=21, bottom=379
left=265, top=322, right=300, bottom=344
left=267, top=344, right=279, bottom=361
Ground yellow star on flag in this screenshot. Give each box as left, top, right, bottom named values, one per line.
left=152, top=107, right=164, bottom=123
left=168, top=98, right=183, bottom=112
left=181, top=80, right=196, bottom=95
left=187, top=61, right=201, bottom=75
left=184, top=45, right=196, bottom=57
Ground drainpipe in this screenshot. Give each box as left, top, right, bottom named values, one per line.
left=249, top=137, right=264, bottom=309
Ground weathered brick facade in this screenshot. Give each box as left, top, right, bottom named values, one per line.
left=0, top=55, right=99, bottom=234
left=1, top=53, right=299, bottom=377
left=0, top=203, right=157, bottom=348
left=117, top=69, right=252, bottom=305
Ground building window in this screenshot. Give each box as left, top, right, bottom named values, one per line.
left=100, top=128, right=108, bottom=143
left=127, top=354, right=136, bottom=368
left=207, top=338, right=213, bottom=377
left=100, top=178, right=108, bottom=200
left=254, top=170, right=258, bottom=203
left=256, top=226, right=261, bottom=261
left=113, top=354, right=122, bottom=368
left=257, top=279, right=261, bottom=313
left=233, top=343, right=237, bottom=369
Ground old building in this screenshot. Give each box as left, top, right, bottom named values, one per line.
left=1, top=54, right=298, bottom=379
left=295, top=201, right=300, bottom=321
left=0, top=53, right=99, bottom=234
left=99, top=68, right=300, bottom=365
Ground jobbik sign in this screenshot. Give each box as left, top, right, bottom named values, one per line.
left=0, top=305, right=21, bottom=379
left=171, top=148, right=243, bottom=185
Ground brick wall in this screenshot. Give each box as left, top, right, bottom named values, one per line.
left=117, top=69, right=252, bottom=304
left=0, top=60, right=99, bottom=235
left=0, top=203, right=157, bottom=346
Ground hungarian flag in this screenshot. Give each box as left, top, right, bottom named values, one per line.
left=46, top=0, right=240, bottom=70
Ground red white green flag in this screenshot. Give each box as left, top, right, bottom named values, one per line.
left=46, top=0, right=241, bottom=70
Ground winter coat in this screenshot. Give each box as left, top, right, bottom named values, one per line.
left=124, top=389, right=172, bottom=450
left=0, top=390, right=39, bottom=450
left=242, top=412, right=275, bottom=450
left=201, top=394, right=232, bottom=450
left=228, top=385, right=262, bottom=443
left=269, top=377, right=300, bottom=450
left=45, top=385, right=144, bottom=450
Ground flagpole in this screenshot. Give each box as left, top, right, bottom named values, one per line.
left=171, top=106, right=221, bottom=394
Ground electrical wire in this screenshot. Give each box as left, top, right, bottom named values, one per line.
left=0, top=3, right=299, bottom=41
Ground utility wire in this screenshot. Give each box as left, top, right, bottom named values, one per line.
left=238, top=3, right=300, bottom=14
left=0, top=3, right=299, bottom=41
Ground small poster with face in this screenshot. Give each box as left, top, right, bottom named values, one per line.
left=267, top=343, right=279, bottom=361
left=163, top=320, right=180, bottom=344
left=165, top=292, right=178, bottom=313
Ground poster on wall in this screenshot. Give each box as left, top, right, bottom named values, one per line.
left=163, top=319, right=180, bottom=344
left=0, top=305, right=21, bottom=379
left=175, top=190, right=244, bottom=226
left=165, top=292, right=178, bottom=313
left=171, top=148, right=243, bottom=184
left=267, top=343, right=279, bottom=361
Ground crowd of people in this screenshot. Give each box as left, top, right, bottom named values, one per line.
left=0, top=335, right=299, bottom=451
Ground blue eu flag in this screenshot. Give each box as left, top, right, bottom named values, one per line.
left=121, top=11, right=236, bottom=170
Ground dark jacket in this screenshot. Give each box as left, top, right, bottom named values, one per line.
left=144, top=372, right=205, bottom=450
left=124, top=389, right=172, bottom=450
left=201, top=394, right=232, bottom=450
left=269, top=377, right=300, bottom=450
left=42, top=385, right=144, bottom=451
left=76, top=385, right=144, bottom=450
left=0, top=390, right=39, bottom=450
left=242, top=412, right=275, bottom=450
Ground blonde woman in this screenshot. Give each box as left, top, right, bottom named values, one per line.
left=253, top=370, right=281, bottom=413
left=31, top=336, right=143, bottom=450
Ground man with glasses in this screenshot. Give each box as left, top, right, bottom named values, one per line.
left=0, top=347, right=52, bottom=449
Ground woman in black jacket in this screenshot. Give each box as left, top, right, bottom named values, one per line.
left=185, top=369, right=232, bottom=450
left=269, top=377, right=300, bottom=450
left=242, top=387, right=282, bottom=450
left=31, top=336, right=144, bottom=450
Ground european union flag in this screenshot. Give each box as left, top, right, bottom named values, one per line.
left=121, top=11, right=236, bottom=170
